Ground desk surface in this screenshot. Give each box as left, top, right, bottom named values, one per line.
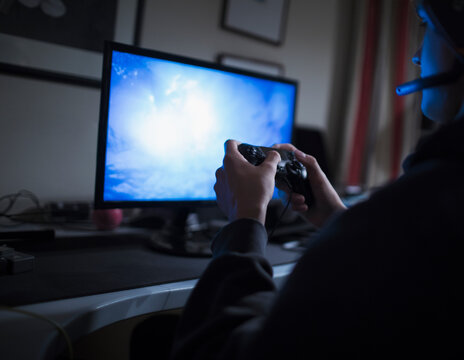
left=0, top=226, right=301, bottom=306
left=0, top=226, right=302, bottom=360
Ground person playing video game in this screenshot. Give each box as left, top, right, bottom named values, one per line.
left=170, top=1, right=464, bottom=358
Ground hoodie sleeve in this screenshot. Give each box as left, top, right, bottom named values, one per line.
left=170, top=218, right=276, bottom=360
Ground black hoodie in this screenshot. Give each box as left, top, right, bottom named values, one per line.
left=171, top=119, right=464, bottom=360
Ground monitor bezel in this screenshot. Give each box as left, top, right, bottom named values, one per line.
left=94, top=41, right=299, bottom=209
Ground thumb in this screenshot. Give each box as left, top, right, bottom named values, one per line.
left=259, top=150, right=281, bottom=174
left=294, top=150, right=325, bottom=180
left=263, top=150, right=281, bottom=167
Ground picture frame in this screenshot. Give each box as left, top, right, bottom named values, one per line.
left=221, top=0, right=290, bottom=45
left=218, top=53, right=284, bottom=77
left=0, top=0, right=144, bottom=88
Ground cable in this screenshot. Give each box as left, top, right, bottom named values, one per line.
left=0, top=190, right=41, bottom=209
left=0, top=190, right=44, bottom=218
left=267, top=190, right=293, bottom=240
left=0, top=305, right=74, bottom=359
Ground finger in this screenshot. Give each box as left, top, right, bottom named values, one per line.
left=215, top=166, right=224, bottom=181
left=224, top=139, right=242, bottom=156
left=292, top=203, right=309, bottom=212
left=294, top=151, right=317, bottom=169
left=273, top=143, right=298, bottom=152
left=214, top=165, right=226, bottom=186
left=223, top=139, right=248, bottom=168
left=214, top=178, right=226, bottom=209
left=215, top=166, right=221, bottom=177
left=290, top=193, right=306, bottom=205
left=261, top=150, right=281, bottom=167
left=258, top=151, right=281, bottom=178
left=289, top=194, right=308, bottom=213
left=294, top=151, right=326, bottom=183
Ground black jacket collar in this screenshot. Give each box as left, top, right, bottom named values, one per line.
left=403, top=117, right=464, bottom=172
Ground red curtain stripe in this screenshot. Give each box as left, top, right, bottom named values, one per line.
left=391, top=1, right=410, bottom=180
left=346, top=0, right=381, bottom=187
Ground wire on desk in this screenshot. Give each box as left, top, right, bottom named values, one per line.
left=0, top=190, right=46, bottom=227
left=0, top=190, right=42, bottom=215
left=0, top=305, right=74, bottom=360
left=0, top=190, right=93, bottom=231
left=267, top=191, right=293, bottom=241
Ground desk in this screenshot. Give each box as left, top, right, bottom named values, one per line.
left=0, top=226, right=300, bottom=359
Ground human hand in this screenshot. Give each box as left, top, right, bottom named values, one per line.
left=214, top=139, right=281, bottom=225
left=273, top=143, right=346, bottom=227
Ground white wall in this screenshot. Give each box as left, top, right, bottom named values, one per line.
left=140, top=0, right=339, bottom=130
left=0, top=74, right=100, bottom=202
left=0, top=0, right=341, bottom=203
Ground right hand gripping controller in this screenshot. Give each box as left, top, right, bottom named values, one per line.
left=238, top=143, right=313, bottom=206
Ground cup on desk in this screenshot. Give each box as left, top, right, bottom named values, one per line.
left=92, top=209, right=123, bottom=230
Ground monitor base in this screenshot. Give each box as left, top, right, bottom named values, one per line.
left=147, top=208, right=212, bottom=257
left=148, top=230, right=212, bottom=257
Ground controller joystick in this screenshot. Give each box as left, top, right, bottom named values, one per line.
left=238, top=143, right=313, bottom=206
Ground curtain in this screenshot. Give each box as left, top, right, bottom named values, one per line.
left=337, top=0, right=422, bottom=193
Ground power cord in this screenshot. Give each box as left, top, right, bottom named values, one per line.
left=0, top=305, right=74, bottom=359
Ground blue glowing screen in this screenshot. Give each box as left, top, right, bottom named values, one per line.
left=103, top=50, right=296, bottom=202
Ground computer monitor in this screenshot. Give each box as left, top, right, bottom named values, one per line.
left=95, top=41, right=298, bottom=255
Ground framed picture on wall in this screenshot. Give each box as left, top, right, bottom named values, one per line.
left=218, top=53, right=284, bottom=77
left=0, top=0, right=144, bottom=87
left=221, top=0, right=290, bottom=45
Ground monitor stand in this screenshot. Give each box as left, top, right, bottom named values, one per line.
left=148, top=208, right=212, bottom=257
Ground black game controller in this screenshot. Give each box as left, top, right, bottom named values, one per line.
left=238, top=143, right=313, bottom=206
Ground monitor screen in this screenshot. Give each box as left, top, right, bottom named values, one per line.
left=95, top=42, right=298, bottom=208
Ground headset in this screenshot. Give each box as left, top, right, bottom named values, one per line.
left=396, top=0, right=464, bottom=96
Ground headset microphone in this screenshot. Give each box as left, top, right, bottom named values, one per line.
left=396, top=67, right=462, bottom=96
left=395, top=0, right=464, bottom=96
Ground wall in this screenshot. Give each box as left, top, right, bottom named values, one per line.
left=0, top=73, right=100, bottom=202
left=140, top=0, right=340, bottom=130
left=0, top=0, right=343, bottom=203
